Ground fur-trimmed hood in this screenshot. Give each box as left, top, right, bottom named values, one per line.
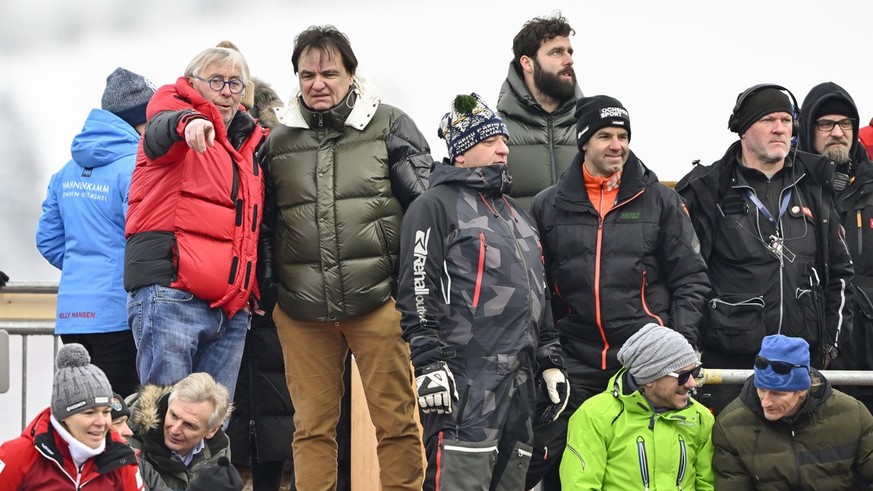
left=250, top=76, right=283, bottom=129
left=127, top=384, right=171, bottom=435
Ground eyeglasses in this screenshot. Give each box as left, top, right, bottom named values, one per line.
left=192, top=76, right=246, bottom=94
left=754, top=355, right=806, bottom=375
left=815, top=118, right=855, bottom=132
left=666, top=364, right=702, bottom=385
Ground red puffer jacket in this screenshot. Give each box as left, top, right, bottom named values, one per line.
left=0, top=407, right=143, bottom=490
left=125, top=78, right=266, bottom=317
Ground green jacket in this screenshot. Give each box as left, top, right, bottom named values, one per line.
left=560, top=368, right=715, bottom=490
left=713, top=371, right=873, bottom=490
left=496, top=62, right=581, bottom=211
left=265, top=78, right=431, bottom=322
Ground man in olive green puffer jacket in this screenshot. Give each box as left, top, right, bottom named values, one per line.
left=262, top=25, right=432, bottom=491
left=713, top=334, right=873, bottom=490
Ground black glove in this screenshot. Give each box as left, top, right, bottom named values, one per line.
left=415, top=361, right=458, bottom=414
left=186, top=456, right=243, bottom=491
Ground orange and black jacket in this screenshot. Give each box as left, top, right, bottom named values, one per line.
left=531, top=152, right=709, bottom=388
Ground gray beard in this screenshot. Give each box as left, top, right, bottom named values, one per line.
left=822, top=145, right=851, bottom=163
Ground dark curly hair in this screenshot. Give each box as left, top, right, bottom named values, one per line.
left=292, top=25, right=358, bottom=76
left=511, top=13, right=574, bottom=72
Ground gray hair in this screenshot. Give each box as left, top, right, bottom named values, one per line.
left=168, top=372, right=233, bottom=429
left=184, top=47, right=250, bottom=86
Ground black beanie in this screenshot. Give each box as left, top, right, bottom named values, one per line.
left=731, top=88, right=793, bottom=135
left=575, top=95, right=631, bottom=151
left=813, top=97, right=856, bottom=122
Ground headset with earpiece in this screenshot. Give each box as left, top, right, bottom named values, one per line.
left=727, top=83, right=800, bottom=135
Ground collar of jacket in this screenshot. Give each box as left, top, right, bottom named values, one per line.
left=278, top=74, right=381, bottom=131
left=430, top=160, right=511, bottom=196
left=609, top=368, right=697, bottom=419
left=30, top=408, right=136, bottom=477
left=740, top=368, right=832, bottom=428
left=297, top=86, right=357, bottom=131
left=496, top=62, right=581, bottom=120
left=554, top=151, right=651, bottom=212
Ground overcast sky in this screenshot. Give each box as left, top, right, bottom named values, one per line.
left=1, top=0, right=872, bottom=434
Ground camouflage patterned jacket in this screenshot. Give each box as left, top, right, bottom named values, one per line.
left=397, top=161, right=562, bottom=375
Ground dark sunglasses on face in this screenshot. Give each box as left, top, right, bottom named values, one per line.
left=667, top=364, right=702, bottom=385
left=755, top=355, right=806, bottom=375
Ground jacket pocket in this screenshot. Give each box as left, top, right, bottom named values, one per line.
left=472, top=232, right=486, bottom=308
left=703, top=294, right=766, bottom=354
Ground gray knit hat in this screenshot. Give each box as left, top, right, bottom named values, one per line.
left=51, top=343, right=113, bottom=421
left=617, top=323, right=699, bottom=385
left=101, top=67, right=156, bottom=128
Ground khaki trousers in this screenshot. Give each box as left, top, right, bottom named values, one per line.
left=274, top=299, right=423, bottom=491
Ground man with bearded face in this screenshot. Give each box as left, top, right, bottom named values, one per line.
left=799, top=82, right=873, bottom=412
left=497, top=13, right=582, bottom=211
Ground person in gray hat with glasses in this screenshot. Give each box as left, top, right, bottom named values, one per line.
left=560, top=323, right=714, bottom=490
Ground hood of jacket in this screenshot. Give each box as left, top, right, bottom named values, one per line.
left=430, top=160, right=511, bottom=196
left=739, top=368, right=832, bottom=427
left=799, top=82, right=861, bottom=158
left=70, top=108, right=141, bottom=169
left=496, top=61, right=581, bottom=125
left=250, top=76, right=283, bottom=129
left=277, top=73, right=380, bottom=131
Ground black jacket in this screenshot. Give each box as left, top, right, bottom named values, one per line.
left=800, top=82, right=873, bottom=371
left=676, top=143, right=853, bottom=367
left=531, top=152, right=709, bottom=388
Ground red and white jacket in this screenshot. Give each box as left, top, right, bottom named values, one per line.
left=0, top=407, right=143, bottom=491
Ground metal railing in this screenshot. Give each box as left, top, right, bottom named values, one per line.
left=0, top=282, right=60, bottom=429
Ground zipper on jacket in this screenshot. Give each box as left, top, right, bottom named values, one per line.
left=636, top=436, right=650, bottom=491
left=472, top=232, right=486, bottom=307
left=676, top=434, right=687, bottom=489
left=640, top=270, right=664, bottom=326
left=593, top=189, right=646, bottom=369
left=789, top=428, right=803, bottom=488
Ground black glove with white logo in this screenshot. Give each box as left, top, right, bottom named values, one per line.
left=415, top=361, right=458, bottom=414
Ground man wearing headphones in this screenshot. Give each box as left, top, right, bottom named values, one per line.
left=676, top=84, right=854, bottom=414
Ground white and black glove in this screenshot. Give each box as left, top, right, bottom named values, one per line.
left=539, top=368, right=570, bottom=424
left=415, top=361, right=458, bottom=414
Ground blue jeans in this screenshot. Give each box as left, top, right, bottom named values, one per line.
left=128, top=284, right=249, bottom=397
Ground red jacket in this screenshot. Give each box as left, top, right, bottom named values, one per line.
left=0, top=407, right=143, bottom=491
left=125, top=78, right=266, bottom=316
left=860, top=119, right=873, bottom=159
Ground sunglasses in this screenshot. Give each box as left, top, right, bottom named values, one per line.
left=666, top=364, right=702, bottom=385
left=755, top=355, right=806, bottom=375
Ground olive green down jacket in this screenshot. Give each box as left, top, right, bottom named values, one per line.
left=265, top=80, right=431, bottom=322
left=496, top=62, right=581, bottom=211
left=713, top=370, right=873, bottom=490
